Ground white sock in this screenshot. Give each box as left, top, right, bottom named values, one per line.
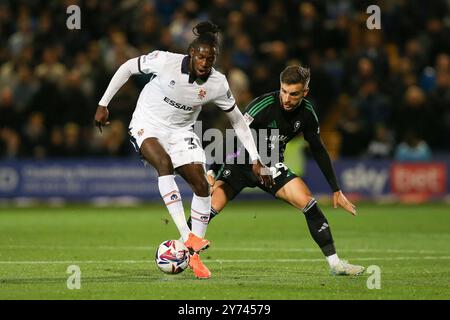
left=326, top=253, right=340, bottom=267
left=190, top=194, right=211, bottom=238
left=158, top=175, right=190, bottom=241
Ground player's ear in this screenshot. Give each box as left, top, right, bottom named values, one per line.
left=303, top=87, right=309, bottom=97
left=188, top=47, right=195, bottom=58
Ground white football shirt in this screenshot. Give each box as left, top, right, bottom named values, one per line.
left=132, top=50, right=236, bottom=131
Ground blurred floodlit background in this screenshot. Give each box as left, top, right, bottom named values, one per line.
left=0, top=0, right=449, bottom=204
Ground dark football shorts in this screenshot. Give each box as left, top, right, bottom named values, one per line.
left=214, top=162, right=298, bottom=199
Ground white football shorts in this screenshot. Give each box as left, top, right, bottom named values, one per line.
left=128, top=120, right=206, bottom=169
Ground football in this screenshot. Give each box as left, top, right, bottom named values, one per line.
left=155, top=240, right=190, bottom=274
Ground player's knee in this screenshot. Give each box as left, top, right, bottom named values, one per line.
left=287, top=186, right=312, bottom=206
left=191, top=178, right=209, bottom=197
left=155, top=157, right=174, bottom=176
left=300, top=195, right=314, bottom=208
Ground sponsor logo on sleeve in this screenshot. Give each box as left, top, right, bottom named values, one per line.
left=243, top=113, right=254, bottom=125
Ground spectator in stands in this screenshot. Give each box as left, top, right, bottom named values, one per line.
left=61, top=122, right=85, bottom=157
left=394, top=130, right=432, bottom=162
left=347, top=57, right=376, bottom=95
left=0, top=128, right=21, bottom=158
left=395, top=85, right=436, bottom=148
left=353, top=79, right=392, bottom=129
left=336, top=102, right=368, bottom=157
left=366, top=124, right=394, bottom=159
left=22, top=112, right=47, bottom=158
left=60, top=70, right=93, bottom=127
left=12, top=64, right=38, bottom=113
left=0, top=87, right=22, bottom=130
left=8, top=13, right=33, bottom=57
left=429, top=69, right=450, bottom=150
left=35, top=47, right=67, bottom=83
left=0, top=0, right=449, bottom=160
left=47, top=127, right=65, bottom=157
left=101, top=120, right=130, bottom=157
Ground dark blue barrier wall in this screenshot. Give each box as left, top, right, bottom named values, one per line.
left=0, top=159, right=191, bottom=200
left=0, top=158, right=448, bottom=200
left=305, top=159, right=392, bottom=197
left=304, top=158, right=449, bottom=200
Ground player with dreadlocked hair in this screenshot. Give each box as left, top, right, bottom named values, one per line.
left=94, top=21, right=273, bottom=279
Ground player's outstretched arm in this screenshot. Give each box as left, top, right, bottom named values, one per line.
left=225, top=106, right=274, bottom=188
left=304, top=131, right=357, bottom=216
left=94, top=57, right=141, bottom=132
left=333, top=190, right=357, bottom=216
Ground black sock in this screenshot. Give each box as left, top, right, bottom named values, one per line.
left=209, top=208, right=219, bottom=223
left=187, top=207, right=219, bottom=229
left=302, top=199, right=336, bottom=256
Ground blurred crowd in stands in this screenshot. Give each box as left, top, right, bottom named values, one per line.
left=0, top=0, right=449, bottom=162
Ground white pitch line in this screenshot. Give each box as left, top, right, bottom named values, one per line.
left=0, top=256, right=449, bottom=265
left=0, top=245, right=442, bottom=255
left=212, top=248, right=442, bottom=254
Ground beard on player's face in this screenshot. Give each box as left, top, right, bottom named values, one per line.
left=280, top=82, right=308, bottom=111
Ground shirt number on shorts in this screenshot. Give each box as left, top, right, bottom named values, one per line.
left=270, top=162, right=288, bottom=179
left=184, top=137, right=198, bottom=150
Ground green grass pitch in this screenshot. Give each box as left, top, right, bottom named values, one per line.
left=0, top=201, right=449, bottom=299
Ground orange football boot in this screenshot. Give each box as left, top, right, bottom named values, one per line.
left=189, top=253, right=211, bottom=279
left=184, top=232, right=210, bottom=253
